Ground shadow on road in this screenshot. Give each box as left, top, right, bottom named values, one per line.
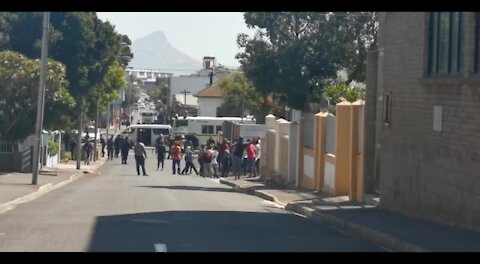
left=137, top=185, right=238, bottom=193
left=86, top=210, right=382, bottom=252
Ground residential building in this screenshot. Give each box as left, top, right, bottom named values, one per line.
left=195, top=79, right=226, bottom=117
left=168, top=56, right=219, bottom=109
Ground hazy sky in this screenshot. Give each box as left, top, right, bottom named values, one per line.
left=97, top=12, right=256, bottom=67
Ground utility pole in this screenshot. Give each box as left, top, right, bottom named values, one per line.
left=93, top=98, right=99, bottom=162
left=180, top=89, right=190, bottom=117
left=76, top=100, right=83, bottom=170
left=32, top=12, right=50, bottom=185
left=106, top=102, right=110, bottom=136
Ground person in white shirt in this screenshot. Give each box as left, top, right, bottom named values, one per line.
left=211, top=146, right=219, bottom=178
left=134, top=139, right=148, bottom=176
left=255, top=138, right=261, bottom=175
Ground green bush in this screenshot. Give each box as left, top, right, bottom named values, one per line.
left=64, top=151, right=72, bottom=161
left=323, top=83, right=365, bottom=105
left=48, top=140, right=59, bottom=157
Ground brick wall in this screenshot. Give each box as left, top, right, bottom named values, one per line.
left=380, top=12, right=480, bottom=231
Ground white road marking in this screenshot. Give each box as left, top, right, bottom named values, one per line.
left=154, top=243, right=167, bottom=252
left=261, top=200, right=284, bottom=209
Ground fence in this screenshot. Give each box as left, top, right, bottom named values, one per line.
left=0, top=141, right=19, bottom=153
left=0, top=140, right=32, bottom=173
left=262, top=100, right=366, bottom=202
left=0, top=131, right=61, bottom=173
left=303, top=113, right=315, bottom=149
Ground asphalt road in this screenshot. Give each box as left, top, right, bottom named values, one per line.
left=0, top=155, right=383, bottom=252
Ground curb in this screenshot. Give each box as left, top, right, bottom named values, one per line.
left=218, top=178, right=427, bottom=252
left=219, top=179, right=283, bottom=205
left=0, top=158, right=107, bottom=214
left=285, top=203, right=427, bottom=252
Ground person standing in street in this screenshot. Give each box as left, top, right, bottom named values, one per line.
left=202, top=145, right=214, bottom=178
left=198, top=144, right=205, bottom=177
left=107, top=135, right=114, bottom=160
left=84, top=136, right=92, bottom=165
left=156, top=140, right=166, bottom=171
left=121, top=136, right=132, bottom=164
left=232, top=137, right=245, bottom=180
left=221, top=140, right=231, bottom=177
left=100, top=136, right=106, bottom=158
left=246, top=139, right=257, bottom=178
left=134, top=139, right=148, bottom=176
left=181, top=146, right=198, bottom=175
left=211, top=145, right=219, bottom=178
left=255, top=138, right=261, bottom=175
left=171, top=141, right=182, bottom=175
left=114, top=135, right=121, bottom=158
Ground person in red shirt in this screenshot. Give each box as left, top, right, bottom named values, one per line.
left=246, top=139, right=257, bottom=178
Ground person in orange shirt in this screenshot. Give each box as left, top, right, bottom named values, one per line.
left=171, top=141, right=183, bottom=175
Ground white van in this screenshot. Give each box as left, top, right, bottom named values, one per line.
left=140, top=111, right=155, bottom=124
left=172, top=116, right=256, bottom=146
left=121, top=124, right=171, bottom=147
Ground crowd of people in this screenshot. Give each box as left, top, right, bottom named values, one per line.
left=154, top=135, right=261, bottom=180
left=80, top=131, right=262, bottom=180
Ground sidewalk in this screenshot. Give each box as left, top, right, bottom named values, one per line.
left=0, top=157, right=106, bottom=213
left=219, top=176, right=480, bottom=252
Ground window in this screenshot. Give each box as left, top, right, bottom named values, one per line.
left=428, top=12, right=463, bottom=75
left=175, top=120, right=188, bottom=127
left=476, top=12, right=480, bottom=73
left=202, top=125, right=214, bottom=134
left=153, top=129, right=170, bottom=135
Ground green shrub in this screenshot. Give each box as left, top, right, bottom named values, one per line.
left=64, top=151, right=72, bottom=161
left=48, top=140, right=59, bottom=157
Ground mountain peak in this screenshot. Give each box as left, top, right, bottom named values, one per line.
left=129, top=31, right=201, bottom=74
left=137, top=30, right=167, bottom=43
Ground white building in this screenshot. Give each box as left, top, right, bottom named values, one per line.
left=168, top=56, right=219, bottom=108
left=195, top=74, right=231, bottom=117
left=125, top=68, right=173, bottom=88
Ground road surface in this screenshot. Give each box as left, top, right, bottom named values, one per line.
left=0, top=155, right=383, bottom=252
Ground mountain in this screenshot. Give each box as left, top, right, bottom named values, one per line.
left=128, top=31, right=202, bottom=75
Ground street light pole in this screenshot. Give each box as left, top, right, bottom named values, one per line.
left=32, top=12, right=50, bottom=185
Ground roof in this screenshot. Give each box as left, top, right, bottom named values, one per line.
left=195, top=82, right=225, bottom=98
left=194, top=73, right=235, bottom=98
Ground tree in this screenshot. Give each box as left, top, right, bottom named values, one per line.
left=0, top=51, right=74, bottom=141
left=86, top=60, right=127, bottom=119
left=0, top=12, right=132, bottom=129
left=0, top=12, right=63, bottom=60
left=47, top=13, right=132, bottom=126
left=147, top=83, right=169, bottom=106
left=216, top=72, right=286, bottom=123
left=236, top=12, right=377, bottom=110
